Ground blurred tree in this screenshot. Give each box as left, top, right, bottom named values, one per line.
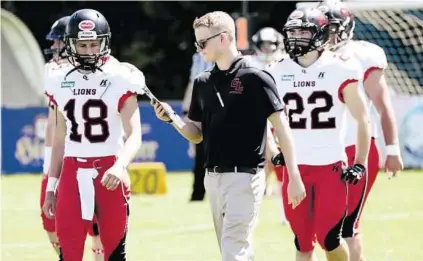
left=1, top=1, right=296, bottom=100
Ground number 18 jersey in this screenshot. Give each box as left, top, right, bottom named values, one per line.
left=44, top=58, right=145, bottom=157
left=266, top=51, right=362, bottom=165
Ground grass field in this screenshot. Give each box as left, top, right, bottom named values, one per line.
left=1, top=171, right=423, bottom=261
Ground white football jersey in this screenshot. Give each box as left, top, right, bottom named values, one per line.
left=44, top=58, right=145, bottom=157
left=266, top=51, right=362, bottom=165
left=335, top=40, right=388, bottom=146
left=44, top=61, right=73, bottom=108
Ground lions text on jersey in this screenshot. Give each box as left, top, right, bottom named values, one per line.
left=335, top=40, right=388, bottom=147
left=44, top=58, right=145, bottom=157
left=266, top=51, right=363, bottom=165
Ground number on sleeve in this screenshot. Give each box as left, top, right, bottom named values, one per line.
left=63, top=99, right=110, bottom=143
left=283, top=91, right=336, bottom=129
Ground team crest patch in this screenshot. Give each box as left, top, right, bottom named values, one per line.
left=281, top=74, right=294, bottom=81
left=289, top=10, right=304, bottom=19
left=78, top=20, right=95, bottom=31
left=61, top=81, right=75, bottom=88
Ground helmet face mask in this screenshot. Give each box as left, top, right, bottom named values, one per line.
left=64, top=10, right=111, bottom=72
left=282, top=8, right=330, bottom=58
left=252, top=27, right=284, bottom=63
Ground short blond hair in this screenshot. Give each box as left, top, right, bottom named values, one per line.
left=193, top=11, right=236, bottom=41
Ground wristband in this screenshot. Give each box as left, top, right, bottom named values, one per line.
left=46, top=177, right=58, bottom=192
left=43, top=147, right=52, bottom=175
left=386, top=145, right=400, bottom=156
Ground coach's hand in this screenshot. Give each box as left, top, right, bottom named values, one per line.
left=385, top=155, right=403, bottom=179
left=102, top=163, right=128, bottom=190
left=151, top=100, right=172, bottom=123
left=42, top=192, right=56, bottom=219
left=341, top=163, right=366, bottom=185
left=287, top=175, right=306, bottom=209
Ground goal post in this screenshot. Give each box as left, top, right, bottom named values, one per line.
left=297, top=1, right=423, bottom=96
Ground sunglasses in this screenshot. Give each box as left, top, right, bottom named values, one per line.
left=195, top=31, right=227, bottom=50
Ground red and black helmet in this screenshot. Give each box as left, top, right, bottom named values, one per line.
left=282, top=7, right=330, bottom=58
left=317, top=1, right=355, bottom=43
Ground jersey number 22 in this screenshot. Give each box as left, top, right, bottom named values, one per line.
left=64, top=99, right=110, bottom=143
left=283, top=91, right=336, bottom=129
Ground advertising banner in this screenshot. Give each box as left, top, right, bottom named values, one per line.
left=1, top=102, right=194, bottom=174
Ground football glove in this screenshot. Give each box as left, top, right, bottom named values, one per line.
left=271, top=153, right=285, bottom=166
left=341, top=163, right=366, bottom=185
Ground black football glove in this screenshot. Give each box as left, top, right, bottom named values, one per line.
left=341, top=163, right=366, bottom=185
left=271, top=153, right=285, bottom=166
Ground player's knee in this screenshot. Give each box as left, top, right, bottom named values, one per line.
left=51, top=241, right=60, bottom=249
left=341, top=215, right=355, bottom=238
left=92, top=247, right=104, bottom=255
left=317, top=222, right=344, bottom=251
left=294, top=235, right=315, bottom=252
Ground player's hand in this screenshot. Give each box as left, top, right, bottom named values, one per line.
left=101, top=163, right=128, bottom=190
left=385, top=155, right=403, bottom=179
left=341, top=163, right=366, bottom=185
left=42, top=192, right=56, bottom=219
left=271, top=153, right=286, bottom=166
left=287, top=174, right=306, bottom=209
left=151, top=100, right=172, bottom=123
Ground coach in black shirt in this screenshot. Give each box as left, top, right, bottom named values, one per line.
left=152, top=11, right=305, bottom=261
left=189, top=56, right=282, bottom=170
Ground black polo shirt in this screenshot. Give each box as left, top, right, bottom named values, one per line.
left=188, top=56, right=284, bottom=168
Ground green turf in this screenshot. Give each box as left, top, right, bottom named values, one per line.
left=2, top=171, right=423, bottom=261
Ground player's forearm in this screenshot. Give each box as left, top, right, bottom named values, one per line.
left=355, top=118, right=371, bottom=165
left=274, top=130, right=300, bottom=177
left=116, top=131, right=142, bottom=168
left=272, top=121, right=300, bottom=178
left=379, top=107, right=399, bottom=146
left=172, top=120, right=203, bottom=144
left=48, top=141, right=64, bottom=179
left=44, top=109, right=56, bottom=147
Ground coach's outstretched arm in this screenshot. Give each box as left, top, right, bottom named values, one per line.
left=343, top=81, right=371, bottom=165
left=152, top=100, right=203, bottom=144
left=43, top=108, right=66, bottom=219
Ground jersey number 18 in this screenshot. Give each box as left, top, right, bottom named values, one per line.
left=64, top=99, right=110, bottom=143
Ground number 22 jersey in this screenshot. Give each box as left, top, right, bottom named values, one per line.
left=266, top=51, right=362, bottom=165
left=44, top=58, right=145, bottom=158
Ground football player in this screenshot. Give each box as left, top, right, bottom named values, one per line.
left=267, top=7, right=371, bottom=261
left=42, top=9, right=143, bottom=260
left=317, top=1, right=404, bottom=261
left=248, top=27, right=286, bottom=68
left=42, top=15, right=105, bottom=261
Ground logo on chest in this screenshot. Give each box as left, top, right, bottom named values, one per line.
left=72, top=88, right=97, bottom=96
left=230, top=78, right=244, bottom=94
left=293, top=81, right=316, bottom=88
